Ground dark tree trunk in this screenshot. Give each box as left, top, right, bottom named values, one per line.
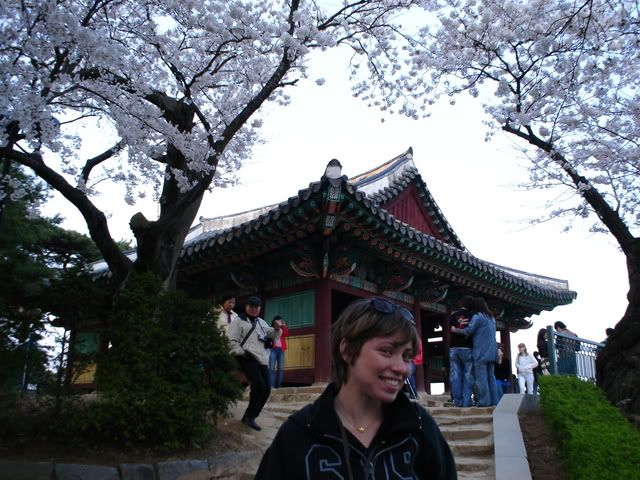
left=129, top=99, right=208, bottom=290
left=130, top=188, right=205, bottom=289
left=502, top=126, right=640, bottom=417
left=597, top=238, right=640, bottom=419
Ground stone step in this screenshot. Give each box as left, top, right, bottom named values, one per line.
left=440, top=423, right=493, bottom=442
left=266, top=401, right=307, bottom=412
left=434, top=414, right=493, bottom=426
left=455, top=455, right=494, bottom=473
left=265, top=402, right=495, bottom=426
left=420, top=394, right=453, bottom=407
left=451, top=438, right=495, bottom=457
left=276, top=384, right=328, bottom=394
left=264, top=385, right=456, bottom=406
left=427, top=406, right=494, bottom=416
left=458, top=469, right=495, bottom=480
left=425, top=394, right=452, bottom=402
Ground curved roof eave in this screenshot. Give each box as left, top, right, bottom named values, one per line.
left=338, top=186, right=577, bottom=307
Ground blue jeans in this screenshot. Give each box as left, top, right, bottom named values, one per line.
left=474, top=361, right=498, bottom=407
left=449, top=348, right=474, bottom=407
left=269, top=348, right=285, bottom=388
left=558, top=352, right=577, bottom=376
left=495, top=379, right=510, bottom=403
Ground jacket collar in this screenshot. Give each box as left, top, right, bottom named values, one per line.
left=299, top=383, right=422, bottom=443
left=240, top=313, right=260, bottom=322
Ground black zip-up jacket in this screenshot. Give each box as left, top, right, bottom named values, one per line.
left=255, top=383, right=457, bottom=480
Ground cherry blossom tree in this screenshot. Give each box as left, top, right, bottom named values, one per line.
left=396, top=0, right=639, bottom=414
left=0, top=0, right=419, bottom=289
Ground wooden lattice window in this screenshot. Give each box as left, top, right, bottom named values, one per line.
left=264, top=290, right=315, bottom=328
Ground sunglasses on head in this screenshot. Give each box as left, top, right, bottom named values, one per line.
left=369, top=297, right=415, bottom=325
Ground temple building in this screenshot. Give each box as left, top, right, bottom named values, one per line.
left=171, top=148, right=576, bottom=392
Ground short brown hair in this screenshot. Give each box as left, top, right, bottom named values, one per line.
left=331, top=297, right=419, bottom=385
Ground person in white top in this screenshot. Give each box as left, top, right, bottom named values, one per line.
left=228, top=296, right=281, bottom=431
left=213, top=292, right=239, bottom=337
left=515, top=343, right=538, bottom=394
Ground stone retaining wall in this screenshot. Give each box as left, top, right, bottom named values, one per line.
left=0, top=449, right=259, bottom=480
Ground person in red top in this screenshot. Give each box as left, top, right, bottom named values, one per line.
left=408, top=337, right=423, bottom=394
left=269, top=315, right=289, bottom=388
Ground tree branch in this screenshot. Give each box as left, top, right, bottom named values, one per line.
left=81, top=140, right=125, bottom=183
left=0, top=147, right=133, bottom=282
left=502, top=124, right=635, bottom=250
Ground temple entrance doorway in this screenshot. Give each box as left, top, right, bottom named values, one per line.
left=331, top=290, right=359, bottom=324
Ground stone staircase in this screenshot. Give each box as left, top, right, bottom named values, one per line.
left=217, top=386, right=495, bottom=479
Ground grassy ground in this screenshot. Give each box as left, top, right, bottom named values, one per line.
left=538, top=376, right=640, bottom=480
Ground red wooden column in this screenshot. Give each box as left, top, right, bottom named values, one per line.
left=314, top=279, right=332, bottom=383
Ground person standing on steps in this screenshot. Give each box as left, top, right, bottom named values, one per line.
left=408, top=336, right=423, bottom=396
left=448, top=307, right=474, bottom=407
left=268, top=315, right=288, bottom=388
left=255, top=297, right=457, bottom=479
left=515, top=343, right=538, bottom=394
left=228, top=296, right=281, bottom=431
left=494, top=343, right=511, bottom=402
left=451, top=296, right=499, bottom=407
left=212, top=292, right=239, bottom=338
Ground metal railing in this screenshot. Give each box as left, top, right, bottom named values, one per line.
left=546, top=325, right=604, bottom=383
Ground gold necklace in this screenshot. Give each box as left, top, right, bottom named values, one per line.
left=335, top=406, right=375, bottom=433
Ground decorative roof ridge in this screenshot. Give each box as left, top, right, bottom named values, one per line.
left=182, top=181, right=323, bottom=251
left=484, top=261, right=572, bottom=291
left=185, top=202, right=282, bottom=242
left=367, top=165, right=418, bottom=205
left=348, top=147, right=414, bottom=193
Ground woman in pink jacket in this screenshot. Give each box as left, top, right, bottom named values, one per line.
left=269, top=315, right=289, bottom=388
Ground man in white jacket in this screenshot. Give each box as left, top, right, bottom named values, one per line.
left=228, top=296, right=281, bottom=431
left=515, top=343, right=539, bottom=394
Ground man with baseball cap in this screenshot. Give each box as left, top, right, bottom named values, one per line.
left=228, top=295, right=281, bottom=430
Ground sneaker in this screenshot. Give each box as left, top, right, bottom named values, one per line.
left=241, top=416, right=262, bottom=431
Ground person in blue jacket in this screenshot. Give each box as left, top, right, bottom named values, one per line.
left=255, top=297, right=457, bottom=480
left=450, top=296, right=498, bottom=407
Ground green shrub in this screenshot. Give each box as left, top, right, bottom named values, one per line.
left=69, top=273, right=243, bottom=450
left=539, top=375, right=640, bottom=480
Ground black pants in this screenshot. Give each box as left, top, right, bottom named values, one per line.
left=237, top=355, right=271, bottom=420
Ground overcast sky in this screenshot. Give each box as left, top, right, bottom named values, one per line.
left=44, top=47, right=629, bottom=380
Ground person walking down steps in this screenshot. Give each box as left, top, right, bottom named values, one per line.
left=228, top=296, right=281, bottom=431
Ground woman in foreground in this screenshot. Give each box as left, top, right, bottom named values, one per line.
left=255, top=297, right=457, bottom=480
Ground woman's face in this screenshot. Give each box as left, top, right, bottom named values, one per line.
left=518, top=345, right=526, bottom=353
left=222, top=298, right=235, bottom=312
left=343, top=332, right=413, bottom=403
